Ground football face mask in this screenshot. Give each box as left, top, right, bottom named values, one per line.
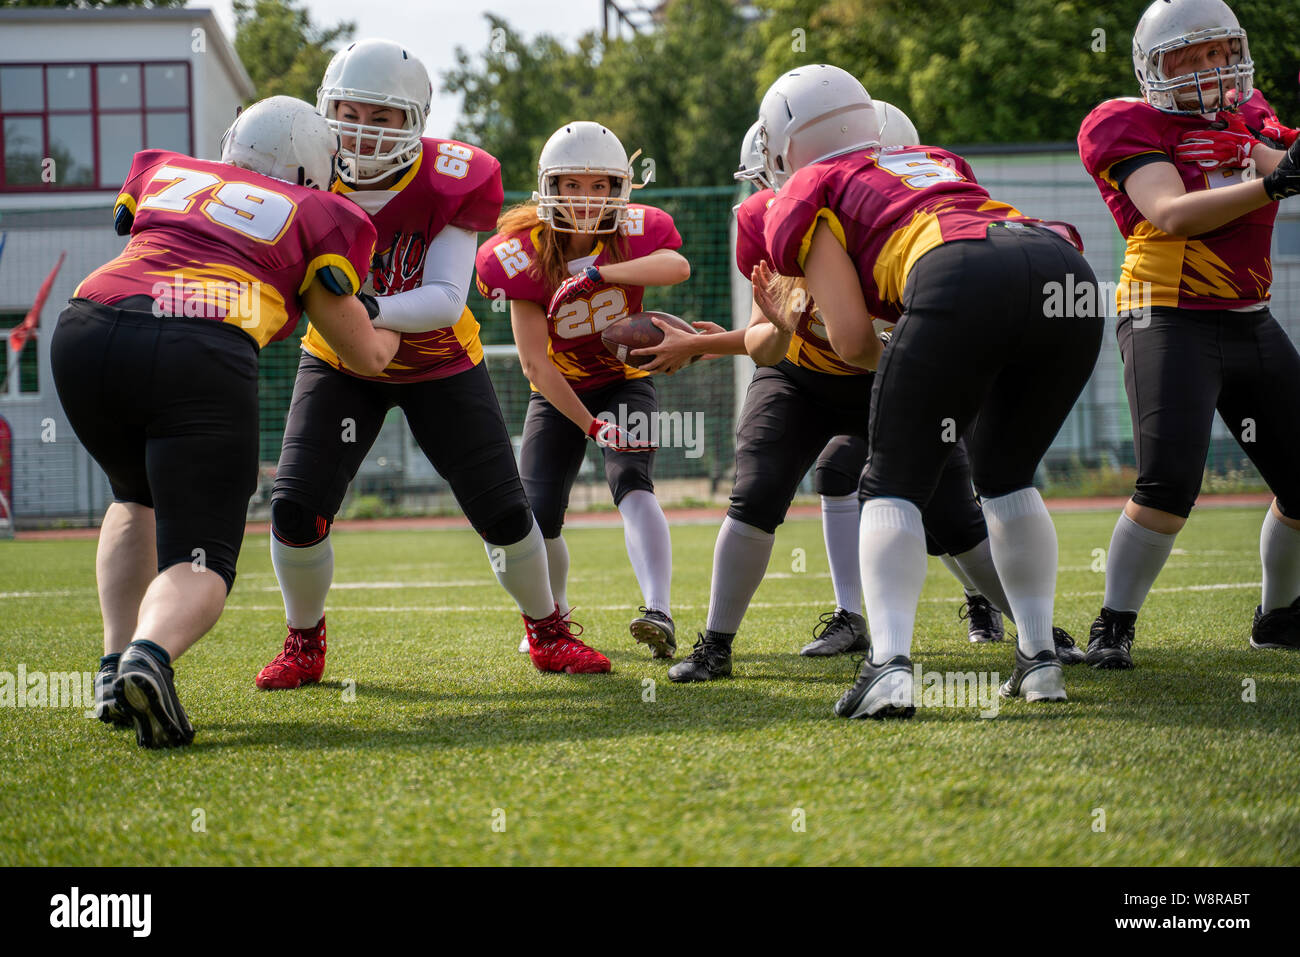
left=1148, top=35, right=1253, bottom=113
left=540, top=174, right=627, bottom=234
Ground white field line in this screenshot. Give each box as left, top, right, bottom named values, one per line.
left=221, top=581, right=1263, bottom=614
left=2, top=577, right=1263, bottom=606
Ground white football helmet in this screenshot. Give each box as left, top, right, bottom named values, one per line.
left=533, top=121, right=638, bottom=234
left=873, top=100, right=919, bottom=148
left=317, top=38, right=432, bottom=185
left=757, top=64, right=879, bottom=189
left=220, top=95, right=339, bottom=190
left=733, top=121, right=773, bottom=190
left=1132, top=0, right=1253, bottom=114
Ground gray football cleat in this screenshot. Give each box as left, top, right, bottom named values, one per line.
left=834, top=654, right=915, bottom=719
left=630, top=607, right=676, bottom=659
left=800, top=608, right=870, bottom=656
left=999, top=646, right=1067, bottom=702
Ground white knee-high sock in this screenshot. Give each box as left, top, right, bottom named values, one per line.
left=859, top=498, right=928, bottom=662
left=1102, top=511, right=1177, bottom=613
left=1260, top=507, right=1300, bottom=612
left=544, top=536, right=569, bottom=614
left=271, top=534, right=333, bottom=630
left=949, top=538, right=1013, bottom=618
left=705, top=517, right=775, bottom=634
left=618, top=490, right=672, bottom=614
left=488, top=519, right=555, bottom=620
left=938, top=553, right=980, bottom=599
left=981, top=488, right=1056, bottom=656
left=821, top=493, right=862, bottom=613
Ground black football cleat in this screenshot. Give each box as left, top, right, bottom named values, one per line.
left=667, top=632, right=732, bottom=682
left=800, top=608, right=870, bottom=656
left=94, top=660, right=131, bottom=727
left=1084, top=608, right=1136, bottom=670
left=1251, top=596, right=1300, bottom=650
left=999, top=646, right=1067, bottom=702
left=1052, top=626, right=1086, bottom=666
left=834, top=654, right=915, bottom=720
left=113, top=644, right=195, bottom=749
left=630, top=607, right=677, bottom=659
left=960, top=595, right=1005, bottom=643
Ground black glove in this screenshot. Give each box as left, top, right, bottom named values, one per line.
left=356, top=292, right=381, bottom=321
left=1262, top=138, right=1300, bottom=201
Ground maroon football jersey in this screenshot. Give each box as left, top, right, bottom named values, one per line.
left=475, top=204, right=682, bottom=392
left=763, top=146, right=1080, bottom=322
left=1078, top=90, right=1278, bottom=310
left=75, top=149, right=376, bottom=348
left=736, top=187, right=866, bottom=376
left=302, top=137, right=505, bottom=381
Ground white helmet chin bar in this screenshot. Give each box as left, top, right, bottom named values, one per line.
left=533, top=121, right=648, bottom=234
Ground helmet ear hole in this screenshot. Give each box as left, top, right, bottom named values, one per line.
left=297, top=166, right=306, bottom=186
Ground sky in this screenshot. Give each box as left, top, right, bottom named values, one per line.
left=204, top=1, right=606, bottom=136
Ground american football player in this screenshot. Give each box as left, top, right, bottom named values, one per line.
left=256, top=41, right=612, bottom=685
left=51, top=96, right=401, bottom=747
left=670, top=105, right=1084, bottom=682
left=760, top=65, right=1104, bottom=717
left=1078, top=0, right=1300, bottom=667
left=475, top=121, right=691, bottom=659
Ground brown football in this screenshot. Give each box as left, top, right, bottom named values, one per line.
left=601, top=311, right=699, bottom=369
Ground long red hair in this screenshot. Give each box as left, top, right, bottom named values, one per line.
left=495, top=201, right=629, bottom=292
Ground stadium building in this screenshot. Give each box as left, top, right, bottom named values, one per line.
left=0, top=6, right=254, bottom=525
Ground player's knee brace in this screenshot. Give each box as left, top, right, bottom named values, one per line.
left=271, top=498, right=332, bottom=547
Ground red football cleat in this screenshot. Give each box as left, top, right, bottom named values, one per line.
left=524, top=607, right=611, bottom=674
left=255, top=617, right=327, bottom=689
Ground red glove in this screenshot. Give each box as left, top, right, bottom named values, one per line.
left=1260, top=113, right=1300, bottom=149
left=548, top=265, right=603, bottom=317
left=587, top=417, right=655, bottom=452
left=1175, top=114, right=1257, bottom=170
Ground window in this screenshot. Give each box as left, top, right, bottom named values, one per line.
left=0, top=61, right=191, bottom=192
left=0, top=314, right=39, bottom=395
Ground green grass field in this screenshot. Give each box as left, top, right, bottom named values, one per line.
left=2, top=507, right=1297, bottom=866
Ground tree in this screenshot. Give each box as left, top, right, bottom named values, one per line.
left=442, top=15, right=601, bottom=192
left=443, top=0, right=764, bottom=191
left=232, top=0, right=354, bottom=105
left=753, top=0, right=1300, bottom=145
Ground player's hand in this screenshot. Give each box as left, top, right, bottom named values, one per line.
left=587, top=417, right=655, bottom=452
left=548, top=265, right=603, bottom=317
left=357, top=292, right=382, bottom=322
left=1175, top=117, right=1258, bottom=170
left=751, top=261, right=800, bottom=334
left=1260, top=113, right=1299, bottom=149
left=1263, top=137, right=1300, bottom=200
left=629, top=317, right=708, bottom=374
